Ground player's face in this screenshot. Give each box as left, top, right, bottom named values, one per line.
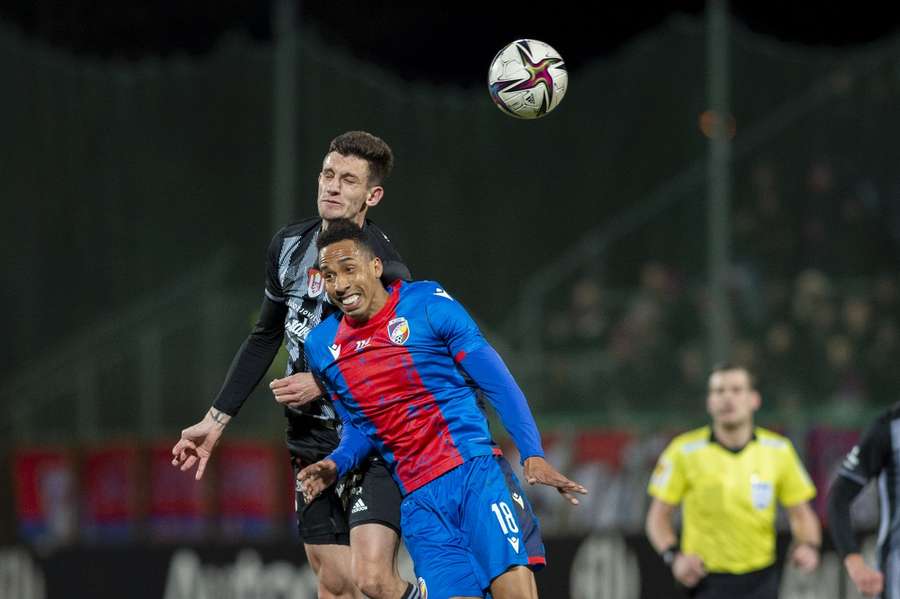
left=317, top=152, right=383, bottom=226
left=319, top=239, right=387, bottom=321
left=706, top=369, right=760, bottom=429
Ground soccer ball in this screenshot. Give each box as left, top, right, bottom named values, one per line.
left=488, top=39, right=568, bottom=119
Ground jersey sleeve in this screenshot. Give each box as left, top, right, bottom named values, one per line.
left=776, top=441, right=817, bottom=507
left=837, top=413, right=892, bottom=487
left=458, top=345, right=544, bottom=462
left=827, top=474, right=867, bottom=558
left=424, top=288, right=487, bottom=360
left=327, top=398, right=378, bottom=477
left=827, top=412, right=892, bottom=557
left=425, top=289, right=543, bottom=461
left=212, top=292, right=287, bottom=416
left=648, top=441, right=686, bottom=505
left=265, top=230, right=286, bottom=303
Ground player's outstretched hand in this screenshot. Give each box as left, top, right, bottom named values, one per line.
left=845, top=554, right=884, bottom=597
left=298, top=459, right=338, bottom=503
left=523, top=456, right=588, bottom=505
left=170, top=409, right=230, bottom=480
left=789, top=542, right=820, bottom=573
left=270, top=372, right=326, bottom=408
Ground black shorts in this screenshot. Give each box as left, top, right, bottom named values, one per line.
left=688, top=565, right=778, bottom=599
left=346, top=457, right=403, bottom=533
left=290, top=450, right=403, bottom=545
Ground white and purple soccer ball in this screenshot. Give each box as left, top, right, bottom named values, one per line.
left=488, top=39, right=568, bottom=119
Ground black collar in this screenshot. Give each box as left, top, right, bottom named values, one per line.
left=709, top=428, right=757, bottom=454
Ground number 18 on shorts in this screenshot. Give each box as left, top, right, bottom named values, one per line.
left=400, top=455, right=538, bottom=598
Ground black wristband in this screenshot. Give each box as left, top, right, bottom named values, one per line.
left=660, top=543, right=680, bottom=567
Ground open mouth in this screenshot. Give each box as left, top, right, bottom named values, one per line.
left=339, top=293, right=361, bottom=309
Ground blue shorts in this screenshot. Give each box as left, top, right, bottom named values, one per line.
left=401, top=454, right=545, bottom=598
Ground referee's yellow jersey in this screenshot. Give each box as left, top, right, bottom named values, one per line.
left=648, top=426, right=816, bottom=574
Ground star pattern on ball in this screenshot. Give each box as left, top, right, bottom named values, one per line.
left=488, top=41, right=565, bottom=117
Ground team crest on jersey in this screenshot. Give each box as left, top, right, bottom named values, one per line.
left=387, top=317, right=410, bottom=345
left=307, top=268, right=324, bottom=297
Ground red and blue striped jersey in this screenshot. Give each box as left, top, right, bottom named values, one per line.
left=305, top=280, right=545, bottom=495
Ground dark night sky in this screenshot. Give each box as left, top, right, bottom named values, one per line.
left=1, top=1, right=900, bottom=86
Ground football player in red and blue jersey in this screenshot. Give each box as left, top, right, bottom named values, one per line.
left=300, top=219, right=586, bottom=599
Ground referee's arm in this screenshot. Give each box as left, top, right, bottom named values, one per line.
left=645, top=498, right=678, bottom=553
left=646, top=498, right=706, bottom=587
left=785, top=501, right=821, bottom=572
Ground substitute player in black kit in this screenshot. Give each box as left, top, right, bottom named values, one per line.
left=171, top=131, right=419, bottom=599
left=827, top=403, right=900, bottom=598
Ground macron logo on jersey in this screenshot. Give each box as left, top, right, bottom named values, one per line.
left=329, top=344, right=341, bottom=360
left=507, top=536, right=520, bottom=553
left=434, top=288, right=453, bottom=300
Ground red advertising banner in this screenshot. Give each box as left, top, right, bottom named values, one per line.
left=217, top=442, right=281, bottom=538
left=805, top=426, right=859, bottom=521
left=12, top=447, right=77, bottom=545
left=148, top=443, right=211, bottom=540
left=80, top=444, right=141, bottom=541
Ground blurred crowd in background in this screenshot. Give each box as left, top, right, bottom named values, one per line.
left=544, top=157, right=900, bottom=418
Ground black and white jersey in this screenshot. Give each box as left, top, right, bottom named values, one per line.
left=833, top=402, right=900, bottom=592
left=265, top=217, right=410, bottom=422
left=211, top=217, right=410, bottom=432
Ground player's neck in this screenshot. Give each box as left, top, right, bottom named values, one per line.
left=712, top=421, right=754, bottom=450
left=364, top=289, right=390, bottom=320
left=321, top=214, right=366, bottom=231
left=346, top=287, right=391, bottom=326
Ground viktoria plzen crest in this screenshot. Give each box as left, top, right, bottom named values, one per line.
left=387, top=317, right=410, bottom=345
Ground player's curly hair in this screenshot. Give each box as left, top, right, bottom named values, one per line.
left=317, top=218, right=375, bottom=257
left=328, top=131, right=394, bottom=185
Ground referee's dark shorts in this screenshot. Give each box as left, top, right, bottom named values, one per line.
left=688, top=565, right=778, bottom=599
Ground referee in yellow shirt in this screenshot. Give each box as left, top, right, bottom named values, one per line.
left=645, top=363, right=822, bottom=598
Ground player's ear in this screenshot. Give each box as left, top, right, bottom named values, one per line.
left=372, top=256, right=383, bottom=278
left=365, top=185, right=384, bottom=208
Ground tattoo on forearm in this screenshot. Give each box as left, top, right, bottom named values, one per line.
left=209, top=408, right=228, bottom=425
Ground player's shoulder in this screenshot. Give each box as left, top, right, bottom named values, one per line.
left=363, top=218, right=392, bottom=240
left=882, top=402, right=900, bottom=424
left=754, top=427, right=793, bottom=451
left=667, top=426, right=712, bottom=455
left=273, top=217, right=321, bottom=242
left=402, top=280, right=457, bottom=304
left=305, top=312, right=341, bottom=350
left=362, top=219, right=400, bottom=254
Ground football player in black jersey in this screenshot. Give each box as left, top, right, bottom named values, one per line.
left=827, top=403, right=900, bottom=598
left=172, top=131, right=419, bottom=599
